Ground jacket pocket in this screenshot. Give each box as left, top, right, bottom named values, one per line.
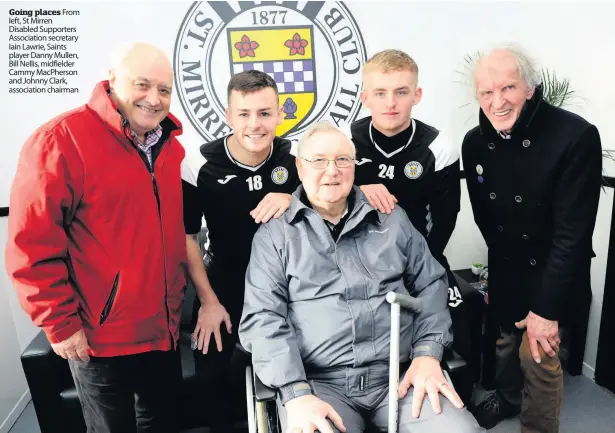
left=99, top=272, right=120, bottom=325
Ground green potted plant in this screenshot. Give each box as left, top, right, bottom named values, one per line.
left=471, top=262, right=485, bottom=275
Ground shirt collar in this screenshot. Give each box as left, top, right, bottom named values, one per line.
left=298, top=189, right=352, bottom=226
left=129, top=124, right=163, bottom=147
left=287, top=185, right=376, bottom=227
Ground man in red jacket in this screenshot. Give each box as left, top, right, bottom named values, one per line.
left=6, top=42, right=187, bottom=433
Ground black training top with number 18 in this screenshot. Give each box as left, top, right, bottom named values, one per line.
left=182, top=136, right=299, bottom=272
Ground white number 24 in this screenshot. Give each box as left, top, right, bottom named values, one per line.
left=378, top=164, right=395, bottom=179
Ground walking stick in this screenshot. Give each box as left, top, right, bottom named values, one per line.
left=386, top=292, right=423, bottom=433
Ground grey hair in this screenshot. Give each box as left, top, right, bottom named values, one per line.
left=473, top=43, right=542, bottom=94
left=297, top=120, right=356, bottom=157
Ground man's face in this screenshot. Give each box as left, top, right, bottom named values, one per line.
left=109, top=54, right=173, bottom=137
left=475, top=53, right=535, bottom=133
left=225, top=88, right=282, bottom=153
left=361, top=69, right=422, bottom=136
left=297, top=130, right=355, bottom=207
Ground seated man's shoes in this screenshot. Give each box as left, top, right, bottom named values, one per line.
left=471, top=392, right=520, bottom=429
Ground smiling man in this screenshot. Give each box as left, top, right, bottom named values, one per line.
left=6, top=42, right=187, bottom=432
left=181, top=70, right=299, bottom=431
left=462, top=45, right=602, bottom=432
left=348, top=50, right=460, bottom=273
left=239, top=121, right=483, bottom=433
left=345, top=50, right=476, bottom=403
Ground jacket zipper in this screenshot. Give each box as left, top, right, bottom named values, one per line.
left=151, top=169, right=172, bottom=348
left=100, top=272, right=120, bottom=325
left=118, top=127, right=172, bottom=345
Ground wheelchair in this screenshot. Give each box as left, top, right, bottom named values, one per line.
left=244, top=293, right=468, bottom=433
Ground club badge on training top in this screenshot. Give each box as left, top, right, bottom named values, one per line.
left=271, top=166, right=289, bottom=185
left=404, top=161, right=423, bottom=179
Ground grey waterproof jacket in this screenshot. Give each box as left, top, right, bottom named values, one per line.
left=239, top=186, right=452, bottom=402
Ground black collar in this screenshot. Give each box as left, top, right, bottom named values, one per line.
left=478, top=84, right=544, bottom=138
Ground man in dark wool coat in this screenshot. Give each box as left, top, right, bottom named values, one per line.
left=462, top=45, right=602, bottom=432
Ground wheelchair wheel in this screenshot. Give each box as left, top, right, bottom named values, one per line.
left=246, top=365, right=277, bottom=433
left=256, top=401, right=268, bottom=433
left=246, top=366, right=258, bottom=433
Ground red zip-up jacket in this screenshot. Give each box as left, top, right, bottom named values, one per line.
left=6, top=81, right=187, bottom=357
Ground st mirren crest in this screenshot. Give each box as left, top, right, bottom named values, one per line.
left=174, top=2, right=366, bottom=143
left=271, top=166, right=289, bottom=185
left=404, top=161, right=423, bottom=180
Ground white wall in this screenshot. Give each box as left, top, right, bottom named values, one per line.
left=584, top=188, right=613, bottom=377
left=0, top=218, right=35, bottom=432
left=445, top=182, right=488, bottom=270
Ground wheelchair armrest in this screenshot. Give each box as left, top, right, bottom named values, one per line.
left=253, top=372, right=278, bottom=402
left=442, top=349, right=466, bottom=375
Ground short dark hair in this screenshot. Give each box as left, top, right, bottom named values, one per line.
left=227, top=70, right=279, bottom=102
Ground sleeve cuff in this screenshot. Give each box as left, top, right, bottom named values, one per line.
left=279, top=381, right=312, bottom=405
left=531, top=289, right=562, bottom=322
left=44, top=317, right=82, bottom=344
left=413, top=341, right=445, bottom=361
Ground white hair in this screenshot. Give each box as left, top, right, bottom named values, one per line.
left=473, top=43, right=542, bottom=94
left=297, top=120, right=356, bottom=157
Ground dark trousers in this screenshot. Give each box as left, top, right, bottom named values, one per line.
left=495, top=329, right=563, bottom=433
left=449, top=300, right=474, bottom=404
left=447, top=270, right=475, bottom=404
left=68, top=349, right=181, bottom=433
left=192, top=276, right=249, bottom=431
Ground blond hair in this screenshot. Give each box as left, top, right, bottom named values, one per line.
left=297, top=121, right=356, bottom=157
left=363, top=49, right=419, bottom=83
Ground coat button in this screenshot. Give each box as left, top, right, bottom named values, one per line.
left=515, top=195, right=523, bottom=203
left=522, top=139, right=531, bottom=148
left=497, top=225, right=504, bottom=232
left=522, top=234, right=529, bottom=240
left=530, top=259, right=537, bottom=266
left=488, top=143, right=496, bottom=150
left=490, top=192, right=497, bottom=199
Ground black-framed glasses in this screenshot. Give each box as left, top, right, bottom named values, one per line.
left=300, top=156, right=355, bottom=170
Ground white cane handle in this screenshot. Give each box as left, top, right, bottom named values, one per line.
left=386, top=292, right=422, bottom=313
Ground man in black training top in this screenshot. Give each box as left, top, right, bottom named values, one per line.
left=181, top=70, right=299, bottom=431
left=345, top=50, right=473, bottom=401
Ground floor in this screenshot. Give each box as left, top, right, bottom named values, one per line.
left=8, top=373, right=615, bottom=433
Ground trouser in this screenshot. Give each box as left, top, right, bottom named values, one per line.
left=192, top=273, right=249, bottom=431
left=447, top=270, right=475, bottom=404
left=68, top=349, right=181, bottom=433
left=278, top=362, right=484, bottom=433
left=495, top=329, right=563, bottom=433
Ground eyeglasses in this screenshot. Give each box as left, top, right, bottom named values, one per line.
left=300, top=156, right=355, bottom=170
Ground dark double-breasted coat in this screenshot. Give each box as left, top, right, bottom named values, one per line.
left=462, top=87, right=602, bottom=328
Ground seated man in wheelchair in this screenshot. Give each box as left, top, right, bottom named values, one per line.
left=239, top=121, right=483, bottom=433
